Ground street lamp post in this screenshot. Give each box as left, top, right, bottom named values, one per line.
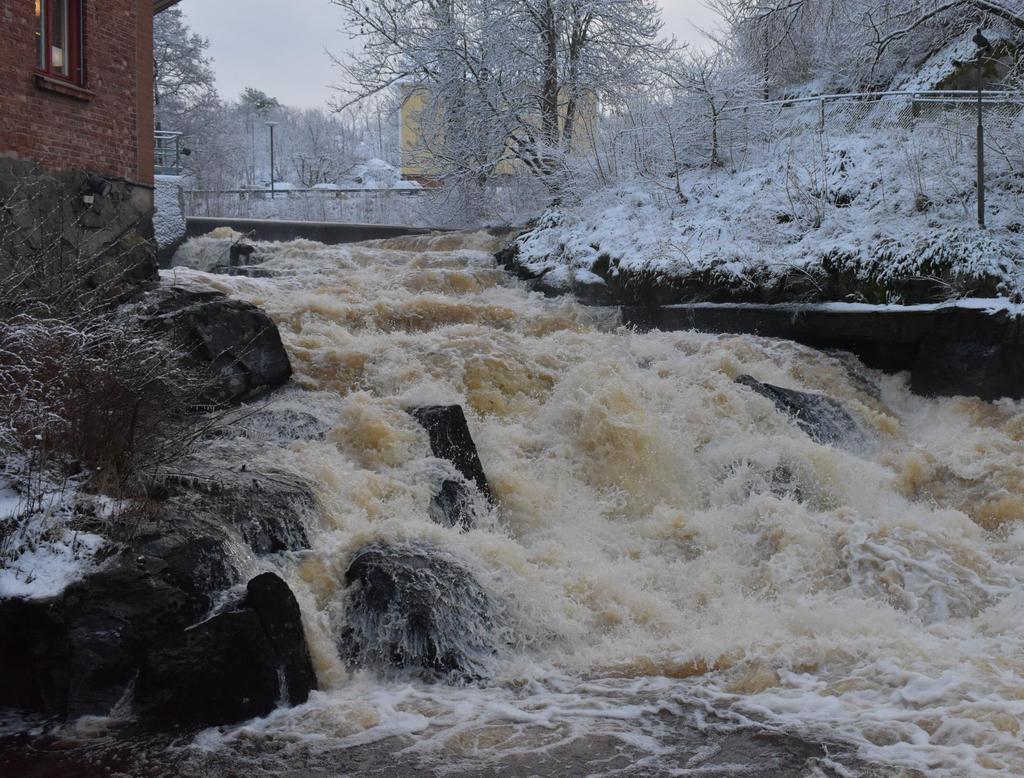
left=971, top=28, right=990, bottom=228
left=266, top=121, right=279, bottom=198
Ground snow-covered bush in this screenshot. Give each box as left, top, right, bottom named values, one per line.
left=0, top=176, right=202, bottom=541
left=0, top=315, right=195, bottom=493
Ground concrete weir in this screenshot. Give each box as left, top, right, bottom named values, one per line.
left=623, top=301, right=1024, bottom=401
left=185, top=216, right=443, bottom=244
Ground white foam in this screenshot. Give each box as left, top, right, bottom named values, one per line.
left=169, top=231, right=1024, bottom=776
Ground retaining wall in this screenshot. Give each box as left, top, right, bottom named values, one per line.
left=624, top=302, right=1024, bottom=401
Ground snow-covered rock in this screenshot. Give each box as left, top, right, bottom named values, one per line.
left=154, top=175, right=186, bottom=260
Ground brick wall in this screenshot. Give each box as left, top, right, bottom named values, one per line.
left=0, top=1, right=154, bottom=185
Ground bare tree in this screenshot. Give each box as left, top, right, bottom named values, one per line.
left=661, top=49, right=759, bottom=168
left=329, top=0, right=673, bottom=196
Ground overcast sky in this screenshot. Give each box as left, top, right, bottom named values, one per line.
left=177, top=0, right=722, bottom=109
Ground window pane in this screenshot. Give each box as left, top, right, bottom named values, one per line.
left=50, top=0, right=68, bottom=75
left=35, top=0, right=45, bottom=69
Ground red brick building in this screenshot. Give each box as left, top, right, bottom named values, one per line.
left=0, top=1, right=183, bottom=282
left=0, top=0, right=180, bottom=185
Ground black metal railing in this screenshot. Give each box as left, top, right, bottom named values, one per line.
left=154, top=130, right=185, bottom=176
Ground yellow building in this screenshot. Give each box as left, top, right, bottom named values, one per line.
left=399, top=82, right=598, bottom=182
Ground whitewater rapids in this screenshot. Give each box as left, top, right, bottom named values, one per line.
left=163, top=230, right=1024, bottom=776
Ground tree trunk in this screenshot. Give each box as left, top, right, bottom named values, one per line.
left=540, top=0, right=560, bottom=149
left=711, top=108, right=720, bottom=168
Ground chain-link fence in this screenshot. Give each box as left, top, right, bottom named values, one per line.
left=716, top=91, right=1024, bottom=172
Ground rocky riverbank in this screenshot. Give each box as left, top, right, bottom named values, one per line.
left=0, top=280, right=317, bottom=730
left=499, top=237, right=1024, bottom=401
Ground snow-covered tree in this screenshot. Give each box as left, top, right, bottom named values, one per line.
left=659, top=49, right=760, bottom=168
left=153, top=8, right=219, bottom=132
left=329, top=0, right=673, bottom=191
left=707, top=0, right=1024, bottom=95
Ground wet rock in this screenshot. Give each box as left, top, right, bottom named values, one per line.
left=341, top=542, right=496, bottom=680
left=210, top=407, right=329, bottom=443
left=245, top=572, right=319, bottom=706
left=136, top=609, right=278, bottom=728
left=164, top=469, right=313, bottom=556
left=135, top=286, right=292, bottom=406
left=0, top=469, right=318, bottom=724
left=229, top=243, right=257, bottom=266
left=409, top=406, right=491, bottom=501
left=0, top=599, right=55, bottom=712
left=428, top=478, right=478, bottom=530
left=735, top=375, right=862, bottom=446
left=135, top=572, right=316, bottom=728
left=0, top=542, right=228, bottom=720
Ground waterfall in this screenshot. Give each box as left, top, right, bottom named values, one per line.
left=165, top=231, right=1024, bottom=777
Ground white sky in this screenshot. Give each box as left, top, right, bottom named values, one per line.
left=177, top=0, right=722, bottom=109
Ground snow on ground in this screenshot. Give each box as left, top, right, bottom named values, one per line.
left=0, top=472, right=106, bottom=600
left=515, top=127, right=1024, bottom=303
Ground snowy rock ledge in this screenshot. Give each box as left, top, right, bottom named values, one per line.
left=0, top=464, right=319, bottom=727
left=621, top=302, right=1024, bottom=402
left=499, top=177, right=1024, bottom=308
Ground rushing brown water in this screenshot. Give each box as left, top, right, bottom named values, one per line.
left=102, top=229, right=1020, bottom=776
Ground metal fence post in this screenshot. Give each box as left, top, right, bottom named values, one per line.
left=976, top=61, right=986, bottom=228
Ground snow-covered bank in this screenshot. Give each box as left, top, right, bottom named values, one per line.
left=0, top=471, right=106, bottom=600
left=509, top=130, right=1024, bottom=306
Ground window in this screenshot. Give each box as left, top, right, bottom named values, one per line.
left=35, top=0, right=84, bottom=85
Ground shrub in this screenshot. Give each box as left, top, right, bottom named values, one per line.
left=0, top=314, right=201, bottom=496
left=0, top=165, right=199, bottom=502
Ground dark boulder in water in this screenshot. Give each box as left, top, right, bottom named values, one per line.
left=341, top=542, right=496, bottom=680
left=409, top=405, right=492, bottom=529
left=136, top=608, right=280, bottom=727
left=0, top=538, right=230, bottom=720
left=427, top=478, right=479, bottom=530
left=244, top=572, right=319, bottom=705
left=735, top=375, right=863, bottom=446
left=134, top=286, right=292, bottom=406
left=136, top=572, right=317, bottom=728
left=409, top=406, right=491, bottom=500
left=229, top=242, right=257, bottom=267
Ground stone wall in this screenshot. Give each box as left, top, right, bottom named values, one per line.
left=0, top=157, right=156, bottom=299
left=185, top=216, right=442, bottom=244
left=623, top=302, right=1024, bottom=402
